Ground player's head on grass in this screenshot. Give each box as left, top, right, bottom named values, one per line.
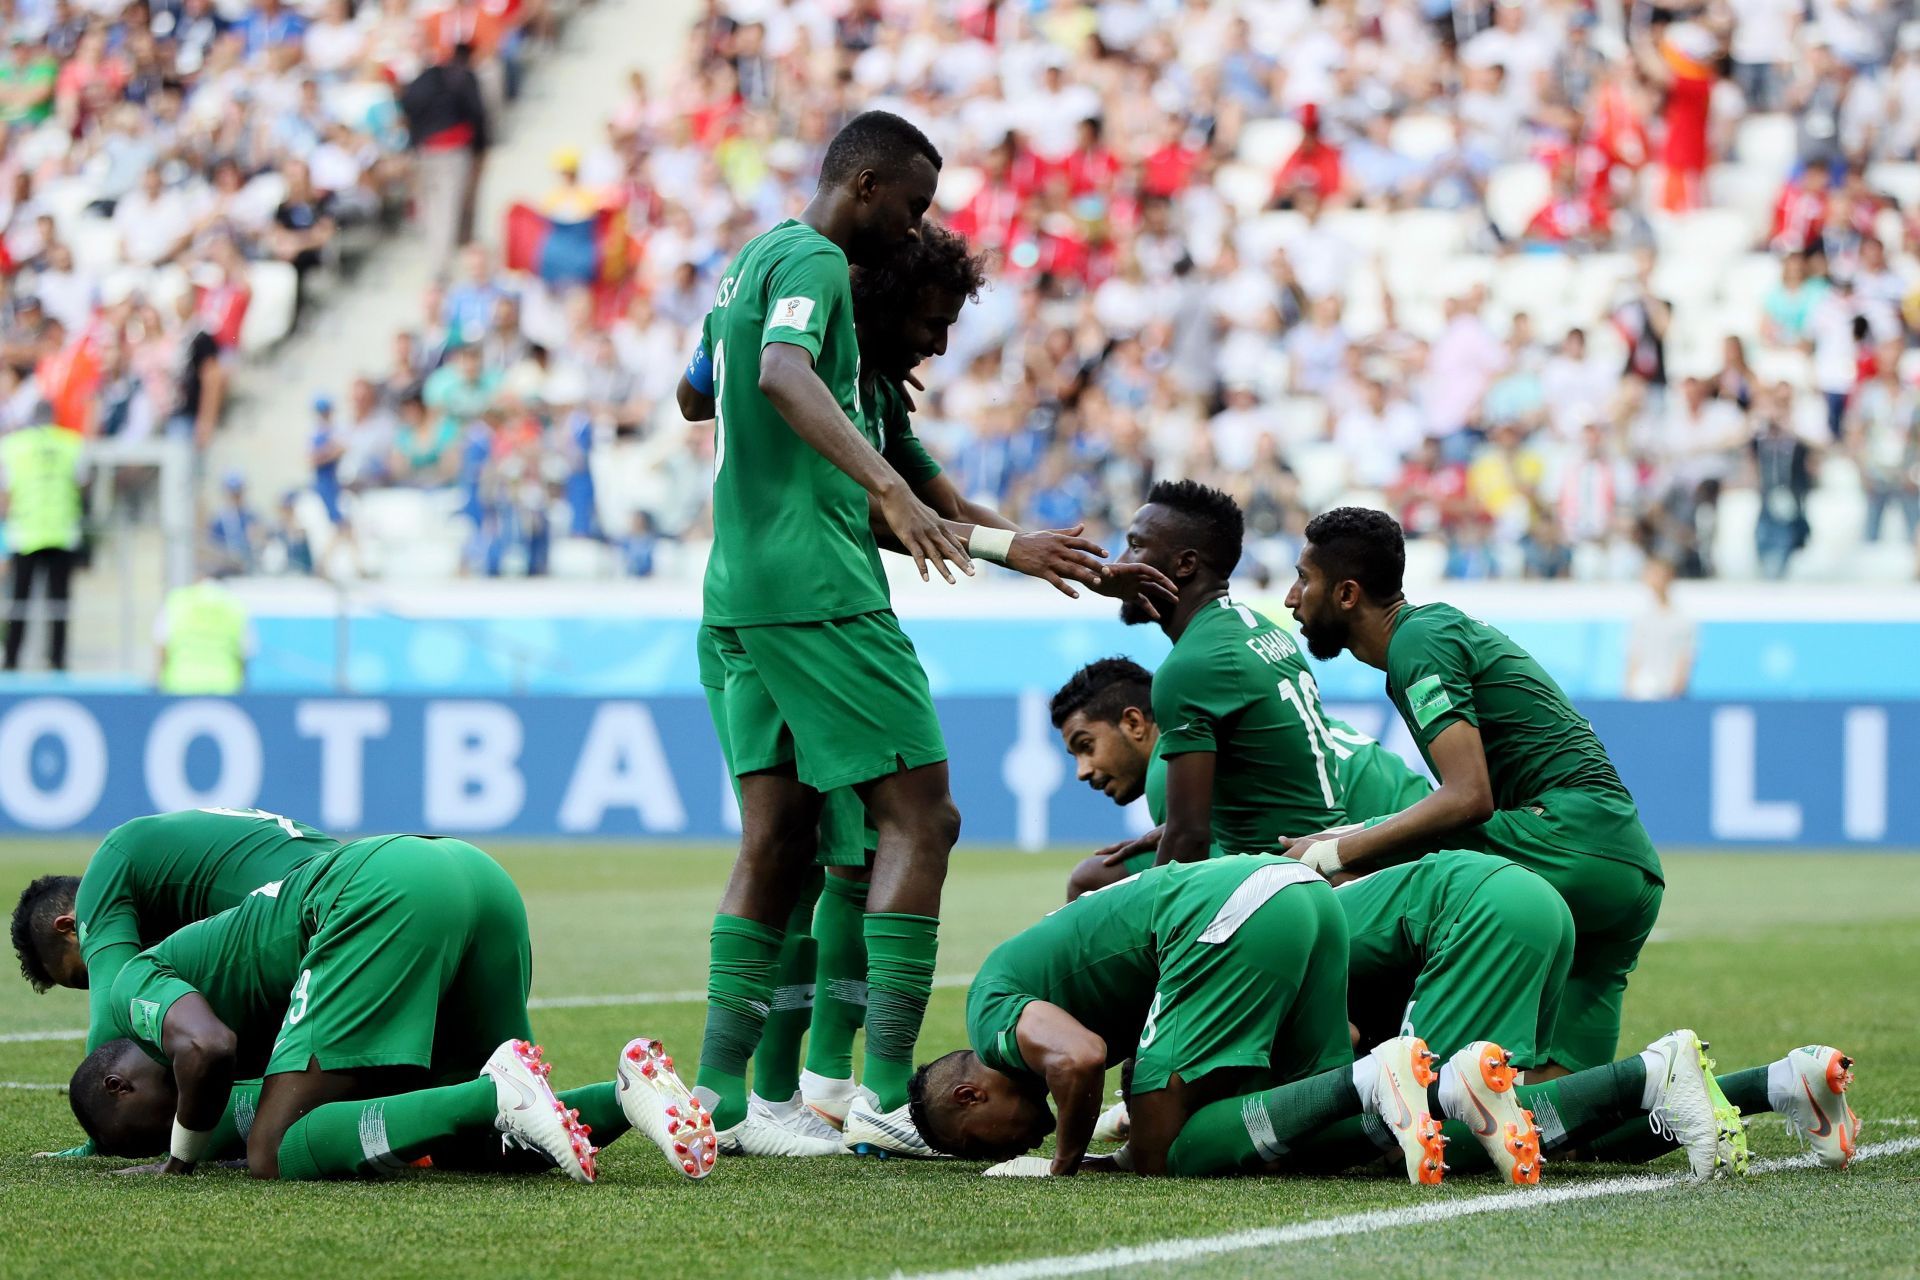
left=908, top=1049, right=1055, bottom=1160
left=851, top=221, right=988, bottom=382
left=1289, top=506, right=1408, bottom=662
left=68, top=1038, right=174, bottom=1157
left=814, top=109, right=942, bottom=268
left=11, top=874, right=82, bottom=992
left=1051, top=657, right=1157, bottom=805
left=1116, top=480, right=1244, bottom=628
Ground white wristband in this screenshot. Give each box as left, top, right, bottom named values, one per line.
left=1296, top=838, right=1344, bottom=878
left=171, top=1118, right=214, bottom=1166
left=967, top=524, right=1015, bottom=565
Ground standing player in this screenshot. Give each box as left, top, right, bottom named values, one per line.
left=1107, top=481, right=1351, bottom=867
left=1283, top=507, right=1665, bottom=1077
left=909, top=855, right=1540, bottom=1183
left=67, top=834, right=714, bottom=1182
left=1050, top=656, right=1430, bottom=897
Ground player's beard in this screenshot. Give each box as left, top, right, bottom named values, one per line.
left=1119, top=595, right=1156, bottom=626
left=1300, top=611, right=1350, bottom=661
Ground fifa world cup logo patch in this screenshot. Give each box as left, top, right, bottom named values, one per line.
left=768, top=296, right=816, bottom=331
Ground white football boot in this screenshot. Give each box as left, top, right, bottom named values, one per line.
left=1439, top=1041, right=1544, bottom=1185
left=481, top=1039, right=597, bottom=1183
left=842, top=1094, right=949, bottom=1159
left=1367, top=1035, right=1448, bottom=1185
left=1774, top=1045, right=1861, bottom=1169
left=752, top=1091, right=848, bottom=1145
left=1642, top=1029, right=1748, bottom=1179
left=798, top=1071, right=861, bottom=1131
left=616, top=1037, right=718, bottom=1180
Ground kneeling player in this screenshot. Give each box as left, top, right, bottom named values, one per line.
left=907, top=856, right=1539, bottom=1183
left=67, top=834, right=716, bottom=1182
left=1049, top=656, right=1429, bottom=900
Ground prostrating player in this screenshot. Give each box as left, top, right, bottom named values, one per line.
left=1050, top=656, right=1430, bottom=897
left=682, top=123, right=1171, bottom=1160
left=908, top=855, right=1540, bottom=1182
left=66, top=835, right=715, bottom=1182
left=12, top=808, right=339, bottom=1051
left=1106, top=481, right=1351, bottom=869
left=1283, top=507, right=1664, bottom=1075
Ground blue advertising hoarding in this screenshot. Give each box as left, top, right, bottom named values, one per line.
left=0, top=694, right=1912, bottom=848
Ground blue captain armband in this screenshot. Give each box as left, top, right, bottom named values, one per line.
left=685, top=342, right=714, bottom=396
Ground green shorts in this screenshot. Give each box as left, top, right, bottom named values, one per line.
left=1344, top=860, right=1574, bottom=1070
left=703, top=611, right=946, bottom=793
left=1133, top=863, right=1352, bottom=1095
left=700, top=625, right=875, bottom=868
left=1471, top=789, right=1665, bottom=1071
left=265, top=836, right=533, bottom=1079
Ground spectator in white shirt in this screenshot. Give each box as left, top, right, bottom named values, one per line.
left=1335, top=377, right=1424, bottom=489
left=1540, top=328, right=1616, bottom=441
left=114, top=165, right=194, bottom=267
left=1624, top=558, right=1696, bottom=699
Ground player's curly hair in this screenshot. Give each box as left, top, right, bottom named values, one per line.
left=1049, top=657, right=1155, bottom=730
left=819, top=110, right=942, bottom=187
left=851, top=221, right=990, bottom=312
left=1146, top=479, right=1244, bottom=577
left=11, top=874, right=78, bottom=993
left=1303, top=506, right=1406, bottom=601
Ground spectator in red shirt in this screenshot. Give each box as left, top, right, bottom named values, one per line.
left=1771, top=164, right=1832, bottom=253
left=1063, top=116, right=1121, bottom=197
left=1271, top=104, right=1342, bottom=209
left=1524, top=160, right=1611, bottom=250
left=1141, top=115, right=1199, bottom=198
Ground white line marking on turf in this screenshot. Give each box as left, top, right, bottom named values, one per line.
left=0, top=973, right=980, bottom=1037
left=891, top=1139, right=1920, bottom=1280
left=0, top=1081, right=65, bottom=1091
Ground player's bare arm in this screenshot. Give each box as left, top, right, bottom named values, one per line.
left=1012, top=1000, right=1107, bottom=1175
left=1156, top=751, right=1216, bottom=866
left=1098, top=824, right=1162, bottom=868
left=759, top=341, right=972, bottom=584
left=1284, top=721, right=1492, bottom=873
left=116, top=993, right=237, bottom=1175
left=1119, top=1075, right=1194, bottom=1176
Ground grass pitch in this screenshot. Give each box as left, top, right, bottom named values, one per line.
left=1, top=843, right=1916, bottom=1279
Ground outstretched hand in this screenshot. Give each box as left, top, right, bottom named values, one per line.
left=1095, top=825, right=1162, bottom=868
left=878, top=485, right=974, bottom=584
left=1003, top=524, right=1108, bottom=598
left=1090, top=562, right=1178, bottom=619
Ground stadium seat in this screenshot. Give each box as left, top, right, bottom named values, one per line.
left=1854, top=538, right=1920, bottom=582
left=240, top=261, right=300, bottom=354
left=551, top=537, right=611, bottom=580
left=1491, top=254, right=1573, bottom=325
left=1236, top=210, right=1307, bottom=264
left=1277, top=397, right=1330, bottom=447
left=1650, top=209, right=1751, bottom=275
left=1753, top=347, right=1812, bottom=386
left=69, top=216, right=123, bottom=276
left=1866, top=161, right=1920, bottom=211
left=1212, top=162, right=1271, bottom=216
left=1793, top=487, right=1868, bottom=579
left=1720, top=253, right=1782, bottom=322
left=1288, top=440, right=1348, bottom=509
left=1733, top=113, right=1798, bottom=181
left=1402, top=536, right=1448, bottom=587
left=1236, top=117, right=1303, bottom=171
left=1318, top=209, right=1388, bottom=256
left=1389, top=114, right=1455, bottom=164
left=1713, top=488, right=1762, bottom=579
left=1382, top=209, right=1470, bottom=269
left=1705, top=161, right=1785, bottom=244
left=1486, top=162, right=1551, bottom=240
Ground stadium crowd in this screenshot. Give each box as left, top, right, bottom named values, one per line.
left=235, top=0, right=1920, bottom=582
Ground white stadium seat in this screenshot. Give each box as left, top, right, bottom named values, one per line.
left=1713, top=488, right=1762, bottom=579
left=240, top=261, right=300, bottom=354
left=1733, top=113, right=1798, bottom=181
left=1211, top=161, right=1272, bottom=216
left=1236, top=117, right=1303, bottom=171
left=1866, top=161, right=1920, bottom=211
left=1486, top=162, right=1550, bottom=240
left=1389, top=114, right=1455, bottom=164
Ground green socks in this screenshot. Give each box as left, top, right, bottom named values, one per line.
left=804, top=874, right=870, bottom=1081
left=559, top=1082, right=628, bottom=1143
left=1168, top=1064, right=1364, bottom=1176
left=861, top=912, right=939, bottom=1110
left=1579, top=1065, right=1773, bottom=1166
left=275, top=1078, right=498, bottom=1180
left=752, top=874, right=824, bottom=1103
left=208, top=1080, right=263, bottom=1162
left=696, top=914, right=786, bottom=1130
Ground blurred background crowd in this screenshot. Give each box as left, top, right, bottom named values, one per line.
left=11, top=0, right=1920, bottom=592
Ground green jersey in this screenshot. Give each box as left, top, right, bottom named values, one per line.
left=75, top=809, right=336, bottom=1050
left=104, top=841, right=379, bottom=1073
left=1384, top=603, right=1631, bottom=808
left=1323, top=714, right=1433, bottom=822
left=966, top=856, right=1324, bottom=1079
left=1151, top=598, right=1347, bottom=854
left=701, top=219, right=887, bottom=627
left=864, top=375, right=943, bottom=489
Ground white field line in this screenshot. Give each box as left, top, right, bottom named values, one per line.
left=0, top=1080, right=64, bottom=1090
left=0, top=971, right=979, bottom=1040
left=890, top=1139, right=1920, bottom=1280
